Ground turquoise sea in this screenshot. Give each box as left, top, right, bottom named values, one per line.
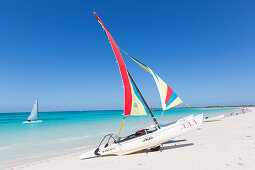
left=0, top=108, right=241, bottom=166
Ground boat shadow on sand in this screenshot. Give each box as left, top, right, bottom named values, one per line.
left=128, top=139, right=194, bottom=155
left=82, top=139, right=193, bottom=160
left=88, top=139, right=193, bottom=159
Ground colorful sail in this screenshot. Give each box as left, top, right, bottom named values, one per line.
left=94, top=12, right=148, bottom=116
left=121, top=50, right=183, bottom=110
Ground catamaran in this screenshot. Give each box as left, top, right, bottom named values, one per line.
left=204, top=114, right=224, bottom=122
left=80, top=13, right=203, bottom=159
left=23, top=99, right=42, bottom=124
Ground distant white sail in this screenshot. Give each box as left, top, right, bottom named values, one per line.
left=28, top=99, right=38, bottom=121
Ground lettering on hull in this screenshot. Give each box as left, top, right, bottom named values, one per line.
left=181, top=119, right=197, bottom=129
left=143, top=136, right=153, bottom=142
left=102, top=147, right=115, bottom=153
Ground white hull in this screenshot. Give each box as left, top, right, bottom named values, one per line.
left=204, top=114, right=224, bottom=122
left=80, top=114, right=203, bottom=159
left=22, top=120, right=42, bottom=124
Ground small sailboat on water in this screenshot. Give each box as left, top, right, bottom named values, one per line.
left=80, top=13, right=203, bottom=159
left=23, top=99, right=42, bottom=124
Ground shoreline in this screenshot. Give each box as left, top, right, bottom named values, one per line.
left=1, top=105, right=253, bottom=114
left=9, top=107, right=255, bottom=170
left=151, top=105, right=254, bottom=110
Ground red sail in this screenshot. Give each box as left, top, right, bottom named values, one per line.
left=94, top=12, right=132, bottom=115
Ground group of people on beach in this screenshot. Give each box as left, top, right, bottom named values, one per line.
left=230, top=107, right=247, bottom=116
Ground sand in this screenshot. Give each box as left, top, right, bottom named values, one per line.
left=12, top=108, right=255, bottom=170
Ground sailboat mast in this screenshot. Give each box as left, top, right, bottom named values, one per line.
left=127, top=71, right=160, bottom=129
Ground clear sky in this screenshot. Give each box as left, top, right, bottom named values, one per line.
left=0, top=0, right=254, bottom=112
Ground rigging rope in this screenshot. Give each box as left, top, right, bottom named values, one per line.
left=114, top=117, right=125, bottom=142
left=160, top=110, right=164, bottom=123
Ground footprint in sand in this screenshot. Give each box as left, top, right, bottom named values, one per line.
left=238, top=163, right=244, bottom=166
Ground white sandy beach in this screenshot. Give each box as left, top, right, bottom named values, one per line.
left=11, top=108, right=255, bottom=170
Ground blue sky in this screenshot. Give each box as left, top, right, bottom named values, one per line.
left=0, top=0, right=254, bottom=112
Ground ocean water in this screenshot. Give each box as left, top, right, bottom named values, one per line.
left=0, top=108, right=240, bottom=165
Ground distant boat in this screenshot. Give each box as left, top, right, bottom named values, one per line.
left=23, top=99, right=42, bottom=124
left=204, top=114, right=224, bottom=122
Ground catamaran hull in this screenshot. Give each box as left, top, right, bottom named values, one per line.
left=204, top=114, right=224, bottom=122
left=22, top=120, right=42, bottom=124
left=80, top=114, right=203, bottom=159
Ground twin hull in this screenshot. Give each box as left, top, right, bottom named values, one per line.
left=22, top=120, right=42, bottom=124
left=80, top=114, right=203, bottom=159
left=204, top=114, right=224, bottom=122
